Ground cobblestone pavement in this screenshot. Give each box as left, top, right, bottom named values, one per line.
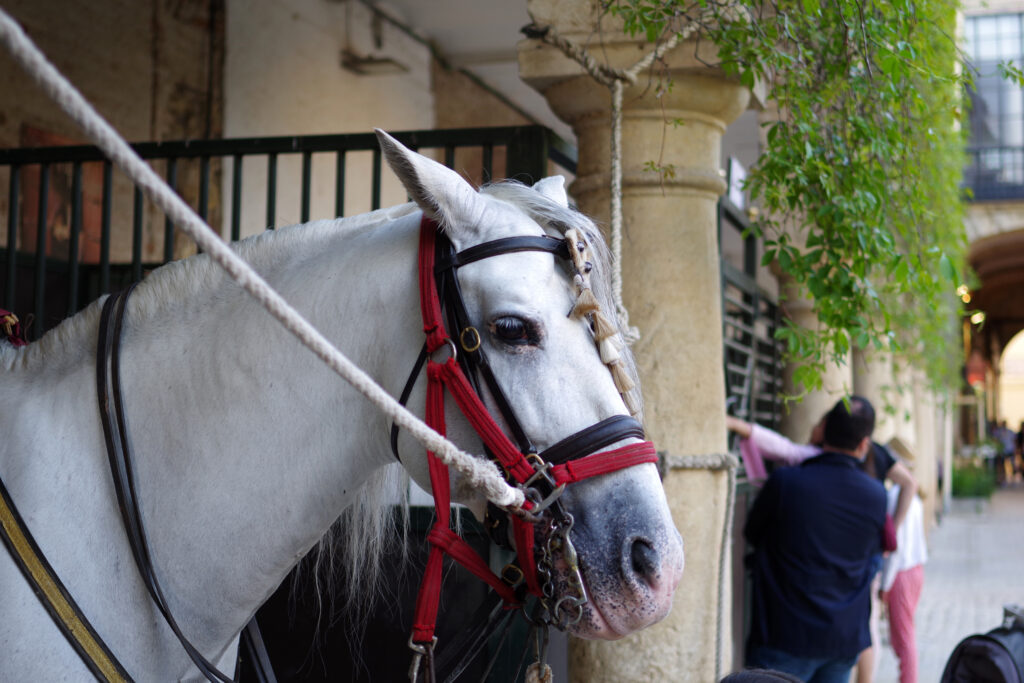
left=874, top=486, right=1024, bottom=682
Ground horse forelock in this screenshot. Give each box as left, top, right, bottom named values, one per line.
left=479, top=181, right=644, bottom=420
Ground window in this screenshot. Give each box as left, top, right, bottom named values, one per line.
left=964, top=13, right=1024, bottom=197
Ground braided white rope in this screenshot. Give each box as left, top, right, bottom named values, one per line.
left=665, top=452, right=738, bottom=680
left=0, top=9, right=523, bottom=510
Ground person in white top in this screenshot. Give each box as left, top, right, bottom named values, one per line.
left=879, top=485, right=927, bottom=683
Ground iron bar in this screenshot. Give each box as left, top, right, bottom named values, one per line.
left=5, top=165, right=19, bottom=310
left=231, top=153, right=242, bottom=241
left=164, top=158, right=177, bottom=263
left=482, top=144, right=493, bottom=183
left=266, top=152, right=277, bottom=229
left=67, top=162, right=82, bottom=315
left=132, top=187, right=143, bottom=282
left=335, top=151, right=345, bottom=218
left=371, top=148, right=381, bottom=211
left=301, top=151, right=311, bottom=223
left=199, top=155, right=210, bottom=221
left=100, top=161, right=111, bottom=294
left=33, top=163, right=49, bottom=339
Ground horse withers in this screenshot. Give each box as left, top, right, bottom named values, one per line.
left=0, top=130, right=683, bottom=680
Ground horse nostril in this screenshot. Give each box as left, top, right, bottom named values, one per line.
left=629, top=538, right=659, bottom=586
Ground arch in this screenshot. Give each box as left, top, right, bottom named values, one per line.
left=999, top=331, right=1024, bottom=431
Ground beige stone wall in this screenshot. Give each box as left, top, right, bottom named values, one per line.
left=0, top=0, right=223, bottom=259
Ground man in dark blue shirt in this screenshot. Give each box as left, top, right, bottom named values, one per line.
left=744, top=396, right=892, bottom=683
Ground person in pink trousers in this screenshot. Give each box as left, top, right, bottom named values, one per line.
left=879, top=485, right=927, bottom=683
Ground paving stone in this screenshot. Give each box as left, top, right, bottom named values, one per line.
left=875, top=486, right=1024, bottom=682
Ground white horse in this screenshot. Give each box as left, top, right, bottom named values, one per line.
left=0, top=132, right=683, bottom=681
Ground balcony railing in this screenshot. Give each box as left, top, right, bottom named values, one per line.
left=964, top=145, right=1024, bottom=200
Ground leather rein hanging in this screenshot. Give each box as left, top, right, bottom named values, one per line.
left=95, top=285, right=276, bottom=683
left=403, top=216, right=658, bottom=681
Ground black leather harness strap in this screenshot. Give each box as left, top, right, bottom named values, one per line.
left=97, top=286, right=277, bottom=683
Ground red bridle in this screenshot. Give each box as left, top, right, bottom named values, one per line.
left=408, top=216, right=658, bottom=667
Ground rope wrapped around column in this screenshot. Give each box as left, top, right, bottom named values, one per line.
left=663, top=451, right=739, bottom=681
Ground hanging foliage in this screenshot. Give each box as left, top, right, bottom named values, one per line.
left=606, top=0, right=969, bottom=398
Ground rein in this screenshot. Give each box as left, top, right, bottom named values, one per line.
left=404, top=217, right=658, bottom=681
left=96, top=285, right=276, bottom=683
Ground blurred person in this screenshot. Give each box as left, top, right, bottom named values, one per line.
left=744, top=397, right=896, bottom=683
left=727, top=411, right=915, bottom=683
left=879, top=484, right=928, bottom=683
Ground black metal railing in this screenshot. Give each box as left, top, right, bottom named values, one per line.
left=964, top=145, right=1024, bottom=200
left=0, top=125, right=576, bottom=339
left=718, top=188, right=784, bottom=673
left=719, top=196, right=784, bottom=436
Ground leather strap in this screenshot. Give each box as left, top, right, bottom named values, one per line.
left=538, top=415, right=645, bottom=466
left=97, top=286, right=276, bottom=683
left=0, top=474, right=133, bottom=682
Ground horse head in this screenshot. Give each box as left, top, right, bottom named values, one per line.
left=377, top=131, right=684, bottom=640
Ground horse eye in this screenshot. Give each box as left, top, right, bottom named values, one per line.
left=491, top=316, right=533, bottom=345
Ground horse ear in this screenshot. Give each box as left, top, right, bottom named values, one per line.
left=375, top=129, right=485, bottom=235
left=532, top=176, right=569, bottom=208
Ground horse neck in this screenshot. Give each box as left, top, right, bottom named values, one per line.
left=114, top=210, right=424, bottom=637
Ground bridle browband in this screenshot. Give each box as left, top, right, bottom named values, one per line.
left=400, top=216, right=658, bottom=682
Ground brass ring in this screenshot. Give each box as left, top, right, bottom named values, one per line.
left=460, top=326, right=482, bottom=353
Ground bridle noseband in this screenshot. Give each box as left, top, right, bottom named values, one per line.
left=401, top=216, right=658, bottom=681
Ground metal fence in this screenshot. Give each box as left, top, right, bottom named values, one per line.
left=0, top=125, right=576, bottom=339
left=718, top=187, right=785, bottom=671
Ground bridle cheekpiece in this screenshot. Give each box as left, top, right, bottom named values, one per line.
left=404, top=215, right=658, bottom=681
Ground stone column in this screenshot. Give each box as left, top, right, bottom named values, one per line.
left=777, top=275, right=853, bottom=442
left=853, top=347, right=897, bottom=443
left=519, top=3, right=750, bottom=679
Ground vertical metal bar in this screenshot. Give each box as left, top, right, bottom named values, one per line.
left=266, top=152, right=277, bottom=229
left=164, top=158, right=177, bottom=263
left=199, top=155, right=210, bottom=221
left=4, top=165, right=19, bottom=311
left=231, top=153, right=242, bottom=241
left=335, top=151, right=345, bottom=217
left=100, top=161, right=112, bottom=294
left=444, top=145, right=455, bottom=170
left=371, top=148, right=382, bottom=211
left=506, top=127, right=547, bottom=182
left=132, top=187, right=143, bottom=283
left=33, top=163, right=49, bottom=339
left=67, top=162, right=82, bottom=315
left=301, top=150, right=312, bottom=222
left=482, top=144, right=493, bottom=183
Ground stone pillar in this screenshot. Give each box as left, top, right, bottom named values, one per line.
left=777, top=276, right=853, bottom=442
left=853, top=347, right=897, bottom=443
left=519, top=3, right=750, bottom=679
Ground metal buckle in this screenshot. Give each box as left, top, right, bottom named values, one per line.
left=501, top=563, right=524, bottom=586
left=459, top=326, right=481, bottom=353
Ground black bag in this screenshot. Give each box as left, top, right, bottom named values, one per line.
left=942, top=605, right=1024, bottom=683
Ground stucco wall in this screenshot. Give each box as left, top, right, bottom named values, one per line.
left=222, top=0, right=433, bottom=238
